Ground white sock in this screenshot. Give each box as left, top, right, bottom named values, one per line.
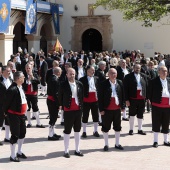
left=3, top=121, right=5, bottom=128
left=49, top=126, right=53, bottom=137
left=60, top=110, right=64, bottom=123
left=164, top=134, right=169, bottom=143
left=26, top=111, right=32, bottom=125
left=103, top=132, right=109, bottom=146
left=94, top=122, right=98, bottom=132
left=122, top=108, right=127, bottom=118
left=52, top=125, right=55, bottom=135
left=99, top=112, right=102, bottom=123
left=82, top=123, right=87, bottom=133
left=44, top=86, right=47, bottom=94
left=32, top=112, right=36, bottom=118
left=0, top=127, right=2, bottom=141
left=138, top=118, right=143, bottom=131
left=5, top=125, right=10, bottom=140
left=129, top=116, right=135, bottom=130
left=10, top=144, right=16, bottom=159
left=74, top=132, right=80, bottom=152
left=115, top=131, right=120, bottom=146
left=35, top=111, right=41, bottom=125
left=17, top=138, right=24, bottom=155
left=64, top=133, right=70, bottom=153
left=154, top=132, right=158, bottom=143
left=41, top=86, right=44, bottom=94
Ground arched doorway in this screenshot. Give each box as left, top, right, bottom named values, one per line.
left=82, top=28, right=102, bottom=52
left=40, top=24, right=47, bottom=56
left=13, top=22, right=28, bottom=54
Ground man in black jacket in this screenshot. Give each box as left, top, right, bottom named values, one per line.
left=124, top=64, right=148, bottom=136
left=74, top=59, right=86, bottom=80
left=59, top=68, right=84, bottom=158
left=79, top=66, right=100, bottom=138
left=5, top=71, right=27, bottom=162
left=47, top=67, right=62, bottom=140
left=23, top=64, right=45, bottom=128
left=98, top=68, right=125, bottom=151
left=148, top=66, right=170, bottom=148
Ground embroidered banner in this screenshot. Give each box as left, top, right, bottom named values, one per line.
left=25, top=0, right=37, bottom=34
left=0, top=0, right=11, bottom=33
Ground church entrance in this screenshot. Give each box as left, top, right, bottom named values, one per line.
left=82, top=28, right=102, bottom=52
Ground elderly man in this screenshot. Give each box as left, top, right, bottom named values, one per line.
left=74, top=59, right=86, bottom=80
left=98, top=68, right=125, bottom=151
left=148, top=66, right=170, bottom=148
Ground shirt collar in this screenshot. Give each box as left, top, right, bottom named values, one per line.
left=109, top=80, right=116, bottom=86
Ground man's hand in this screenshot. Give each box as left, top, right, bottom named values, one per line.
left=126, top=100, right=130, bottom=107
left=100, top=111, right=105, bottom=115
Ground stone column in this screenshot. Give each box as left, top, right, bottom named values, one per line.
left=26, top=35, right=41, bottom=54
left=0, top=34, right=15, bottom=65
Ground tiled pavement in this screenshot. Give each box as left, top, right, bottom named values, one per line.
left=0, top=96, right=170, bottom=170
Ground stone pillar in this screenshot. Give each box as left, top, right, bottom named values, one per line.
left=26, top=35, right=41, bottom=54
left=0, top=34, right=15, bottom=65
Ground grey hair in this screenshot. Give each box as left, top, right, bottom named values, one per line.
left=158, top=65, right=167, bottom=72
left=98, top=61, right=106, bottom=67
left=14, top=71, right=24, bottom=81
left=53, top=67, right=62, bottom=74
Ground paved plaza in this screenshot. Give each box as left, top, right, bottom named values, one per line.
left=0, top=94, right=170, bottom=170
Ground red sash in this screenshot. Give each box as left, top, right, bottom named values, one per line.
left=130, top=90, right=144, bottom=100
left=105, top=97, right=120, bottom=110
left=25, top=84, right=37, bottom=95
left=64, top=98, right=80, bottom=111
left=8, top=103, right=27, bottom=115
left=152, top=97, right=170, bottom=108
left=47, top=95, right=55, bottom=102
left=83, top=92, right=97, bottom=103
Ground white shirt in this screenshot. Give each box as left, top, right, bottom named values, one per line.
left=158, top=60, right=165, bottom=67
left=9, top=71, right=13, bottom=80
left=69, top=81, right=79, bottom=105
left=60, top=54, right=64, bottom=64
left=134, top=73, right=142, bottom=90
left=109, top=80, right=119, bottom=105
left=81, top=55, right=84, bottom=60
left=122, top=68, right=129, bottom=77
left=16, top=56, right=21, bottom=64
left=87, top=76, right=96, bottom=92
left=40, top=61, right=43, bottom=67
left=3, top=77, right=11, bottom=89
left=78, top=67, right=84, bottom=80
left=160, top=78, right=170, bottom=98
left=26, top=75, right=31, bottom=85
left=17, top=86, right=27, bottom=104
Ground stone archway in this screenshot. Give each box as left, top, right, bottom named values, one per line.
left=71, top=15, right=113, bottom=52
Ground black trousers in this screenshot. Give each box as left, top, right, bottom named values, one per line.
left=47, top=99, right=59, bottom=126
left=41, top=76, right=46, bottom=86
left=129, top=99, right=145, bottom=119
left=152, top=106, right=170, bottom=134
left=0, top=105, right=9, bottom=126
left=102, top=109, right=121, bottom=133
left=64, top=110, right=82, bottom=134
left=7, top=113, right=26, bottom=144
left=26, top=94, right=39, bottom=112
left=82, top=102, right=98, bottom=123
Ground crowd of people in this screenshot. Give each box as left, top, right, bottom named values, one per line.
left=0, top=48, right=170, bottom=161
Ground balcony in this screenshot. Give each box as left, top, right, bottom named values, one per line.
left=11, top=0, right=63, bottom=15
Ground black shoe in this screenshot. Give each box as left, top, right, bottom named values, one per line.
left=93, top=131, right=100, bottom=137
left=103, top=145, right=109, bottom=151
left=122, top=117, right=129, bottom=121
left=48, top=136, right=59, bottom=141
left=2, top=127, right=5, bottom=130
left=153, top=142, right=158, bottom=148
left=98, top=122, right=102, bottom=126
left=36, top=124, right=45, bottom=128
left=10, top=157, right=20, bottom=162
left=64, top=153, right=70, bottom=158
left=60, top=122, right=64, bottom=126
left=53, top=134, right=61, bottom=138
left=74, top=151, right=84, bottom=157
left=17, top=153, right=27, bottom=159
left=43, top=94, right=47, bottom=97
left=81, top=132, right=87, bottom=138
left=138, top=130, right=146, bottom=135
left=164, top=142, right=170, bottom=146
left=0, top=142, right=3, bottom=146
left=129, top=130, right=133, bottom=135
left=39, top=93, right=44, bottom=96
left=115, top=144, right=124, bottom=150
left=57, top=115, right=60, bottom=118
left=31, top=116, right=36, bottom=120
left=4, top=138, right=10, bottom=142
left=27, top=124, right=32, bottom=128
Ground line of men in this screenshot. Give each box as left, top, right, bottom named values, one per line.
left=0, top=51, right=170, bottom=161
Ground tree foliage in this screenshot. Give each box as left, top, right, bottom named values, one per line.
left=93, top=0, right=170, bottom=26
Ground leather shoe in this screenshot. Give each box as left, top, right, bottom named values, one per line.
left=164, top=142, right=170, bottom=146
left=4, top=138, right=10, bottom=142
left=2, top=127, right=5, bottom=130
left=115, top=144, right=124, bottom=150
left=17, top=153, right=27, bottom=159
left=53, top=134, right=61, bottom=138
left=10, top=157, right=20, bottom=162
left=64, top=153, right=70, bottom=158
left=81, top=132, right=87, bottom=138
left=93, top=131, right=100, bottom=137
left=31, top=116, right=36, bottom=120
left=48, top=136, right=59, bottom=141
left=74, top=151, right=84, bottom=156
left=103, top=145, right=109, bottom=151
left=0, top=142, right=3, bottom=146
left=98, top=122, right=102, bottom=126
left=129, top=130, right=133, bottom=135
left=39, top=93, right=44, bottom=96
left=122, top=117, right=129, bottom=121
left=60, top=122, right=64, bottom=126
left=153, top=142, right=158, bottom=148
left=36, top=124, right=45, bottom=128
left=27, top=124, right=32, bottom=128
left=138, top=130, right=146, bottom=135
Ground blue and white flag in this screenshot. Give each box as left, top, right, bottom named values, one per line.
left=25, top=0, right=37, bottom=34
left=0, top=0, right=11, bottom=33
left=51, top=3, right=60, bottom=34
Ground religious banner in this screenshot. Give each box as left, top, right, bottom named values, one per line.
left=54, top=38, right=63, bottom=52
left=0, top=0, right=11, bottom=33
left=25, top=0, right=37, bottom=34
left=51, top=3, right=60, bottom=34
